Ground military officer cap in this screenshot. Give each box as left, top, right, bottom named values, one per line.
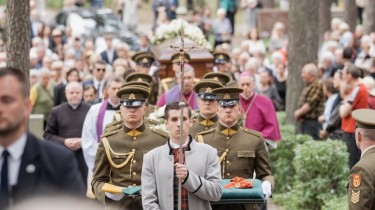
left=213, top=52, right=230, bottom=64
left=171, top=53, right=191, bottom=64
left=213, top=87, right=243, bottom=107
left=131, top=52, right=154, bottom=67
left=352, top=109, right=375, bottom=129
left=203, top=72, right=231, bottom=86
left=117, top=85, right=150, bottom=107
left=194, top=79, right=223, bottom=100
left=125, top=72, right=153, bottom=83
left=121, top=81, right=151, bottom=89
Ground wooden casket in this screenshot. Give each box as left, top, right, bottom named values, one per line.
left=151, top=37, right=214, bottom=79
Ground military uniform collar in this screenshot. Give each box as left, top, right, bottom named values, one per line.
left=219, top=122, right=240, bottom=136
left=198, top=114, right=218, bottom=126
left=361, top=145, right=375, bottom=159
left=123, top=123, right=146, bottom=138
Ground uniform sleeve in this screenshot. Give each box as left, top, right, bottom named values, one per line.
left=91, top=142, right=111, bottom=204
left=43, top=109, right=66, bottom=145
left=348, top=165, right=375, bottom=210
left=81, top=106, right=99, bottom=175
left=182, top=147, right=222, bottom=201
left=254, top=137, right=275, bottom=190
left=141, top=152, right=162, bottom=210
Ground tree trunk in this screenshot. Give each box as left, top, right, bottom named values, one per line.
left=262, top=0, right=275, bottom=8
left=319, top=0, right=332, bottom=45
left=365, top=0, right=375, bottom=34
left=344, top=0, right=357, bottom=32
left=6, top=0, right=30, bottom=79
left=285, top=0, right=319, bottom=125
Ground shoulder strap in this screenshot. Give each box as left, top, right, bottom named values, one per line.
left=101, top=137, right=135, bottom=169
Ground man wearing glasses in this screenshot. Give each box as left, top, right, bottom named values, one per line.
left=197, top=87, right=274, bottom=210
left=83, top=60, right=107, bottom=100
left=92, top=85, right=167, bottom=210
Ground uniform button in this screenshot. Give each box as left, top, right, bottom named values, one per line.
left=133, top=172, right=137, bottom=176
left=205, top=127, right=208, bottom=130
left=225, top=149, right=229, bottom=152
left=226, top=160, right=230, bottom=164
left=133, top=184, right=136, bottom=186
left=133, top=137, right=137, bottom=140
left=226, top=136, right=230, bottom=140
left=133, top=160, right=137, bottom=163
left=226, top=173, right=230, bottom=176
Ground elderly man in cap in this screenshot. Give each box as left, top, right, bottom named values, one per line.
left=197, top=87, right=274, bottom=210
left=190, top=79, right=223, bottom=137
left=92, top=85, right=167, bottom=210
left=348, top=109, right=375, bottom=210
left=157, top=64, right=198, bottom=110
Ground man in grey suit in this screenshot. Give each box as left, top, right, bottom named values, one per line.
left=141, top=102, right=222, bottom=210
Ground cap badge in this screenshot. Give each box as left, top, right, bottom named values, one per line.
left=129, top=94, right=136, bottom=100
left=206, top=87, right=212, bottom=93
left=137, top=78, right=143, bottom=82
left=142, top=58, right=148, bottom=63
left=218, top=55, right=224, bottom=59
left=223, top=94, right=231, bottom=99
left=213, top=77, right=219, bottom=81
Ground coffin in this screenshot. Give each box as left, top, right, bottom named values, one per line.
left=151, top=37, right=214, bottom=79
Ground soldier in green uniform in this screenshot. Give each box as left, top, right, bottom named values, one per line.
left=131, top=52, right=159, bottom=105
left=92, top=85, right=168, bottom=210
left=203, top=72, right=231, bottom=86
left=190, top=79, right=223, bottom=137
left=196, top=87, right=274, bottom=210
left=348, top=109, right=375, bottom=210
left=212, top=52, right=237, bottom=87
left=160, top=53, right=191, bottom=94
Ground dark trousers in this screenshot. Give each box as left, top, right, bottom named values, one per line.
left=300, top=119, right=320, bottom=140
left=342, top=132, right=361, bottom=169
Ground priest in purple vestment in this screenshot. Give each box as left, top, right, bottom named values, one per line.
left=156, top=64, right=198, bottom=110
left=238, top=72, right=281, bottom=148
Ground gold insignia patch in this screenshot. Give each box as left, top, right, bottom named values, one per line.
left=206, top=87, right=212, bottom=93
left=213, top=77, right=219, bottom=81
left=223, top=94, right=231, bottom=99
left=129, top=94, right=136, bottom=99
left=218, top=55, right=224, bottom=59
left=142, top=58, right=148, bottom=63
left=351, top=190, right=360, bottom=204
left=353, top=174, right=361, bottom=188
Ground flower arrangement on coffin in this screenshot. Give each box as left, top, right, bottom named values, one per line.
left=152, top=19, right=212, bottom=50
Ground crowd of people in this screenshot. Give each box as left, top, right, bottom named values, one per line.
left=1, top=0, right=375, bottom=209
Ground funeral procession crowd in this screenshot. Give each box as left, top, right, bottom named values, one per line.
left=1, top=0, right=375, bottom=209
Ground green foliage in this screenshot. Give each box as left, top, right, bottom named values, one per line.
left=321, top=195, right=348, bottom=210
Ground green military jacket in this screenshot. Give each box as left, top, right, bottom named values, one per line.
left=348, top=146, right=375, bottom=210
left=190, top=114, right=218, bottom=138
left=92, top=123, right=167, bottom=209
left=196, top=122, right=274, bottom=185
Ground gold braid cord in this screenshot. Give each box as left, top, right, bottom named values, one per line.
left=219, top=149, right=229, bottom=178
left=102, top=137, right=135, bottom=169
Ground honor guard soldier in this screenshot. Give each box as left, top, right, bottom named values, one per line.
left=160, top=52, right=191, bottom=94
left=348, top=109, right=375, bottom=210
left=131, top=52, right=159, bottom=105
left=212, top=52, right=236, bottom=87
left=92, top=85, right=167, bottom=210
left=203, top=72, right=231, bottom=86
left=196, top=87, right=274, bottom=210
left=190, top=79, right=223, bottom=137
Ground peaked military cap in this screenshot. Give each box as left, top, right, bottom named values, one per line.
left=213, top=51, right=230, bottom=64
left=171, top=53, right=191, bottom=64
left=352, top=109, right=375, bottom=129
left=131, top=52, right=154, bottom=67
left=125, top=72, right=153, bottom=83
left=213, top=87, right=243, bottom=107
left=194, top=79, right=223, bottom=100
left=117, top=85, right=150, bottom=107
left=203, top=72, right=231, bottom=86
left=121, top=81, right=151, bottom=89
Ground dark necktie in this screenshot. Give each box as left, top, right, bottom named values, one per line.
left=0, top=150, right=10, bottom=209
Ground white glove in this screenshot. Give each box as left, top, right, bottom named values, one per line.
left=261, top=181, right=272, bottom=199
left=105, top=192, right=124, bottom=201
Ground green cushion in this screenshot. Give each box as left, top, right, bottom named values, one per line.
left=123, top=186, right=141, bottom=196
left=220, top=179, right=264, bottom=199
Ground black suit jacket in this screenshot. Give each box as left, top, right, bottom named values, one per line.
left=100, top=50, right=118, bottom=65
left=12, top=133, right=85, bottom=203
left=53, top=83, right=67, bottom=106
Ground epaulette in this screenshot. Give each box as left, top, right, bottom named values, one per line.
left=104, top=123, right=123, bottom=133
left=151, top=128, right=169, bottom=138
left=243, top=128, right=262, bottom=138
left=114, top=111, right=122, bottom=121
left=196, top=128, right=215, bottom=136
left=100, top=130, right=118, bottom=139
left=105, top=120, right=122, bottom=129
